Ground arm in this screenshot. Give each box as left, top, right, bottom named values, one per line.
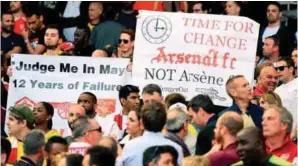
left=5, top=47, right=22, bottom=59
left=25, top=41, right=46, bottom=54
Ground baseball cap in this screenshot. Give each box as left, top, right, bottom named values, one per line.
left=9, top=106, right=35, bottom=125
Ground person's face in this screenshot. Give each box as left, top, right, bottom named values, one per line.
left=122, top=92, right=140, bottom=110
left=155, top=153, right=175, bottom=166
left=78, top=94, right=96, bottom=114
left=6, top=113, right=23, bottom=136
left=188, top=108, right=204, bottom=126
left=1, top=152, right=7, bottom=165
left=258, top=66, right=278, bottom=92
left=119, top=33, right=134, bottom=55
left=1, top=14, right=14, bottom=33
left=275, top=60, right=292, bottom=83
left=291, top=50, right=297, bottom=67
left=86, top=119, right=102, bottom=146
left=48, top=143, right=68, bottom=164
left=259, top=97, right=269, bottom=110
left=57, top=157, right=66, bottom=166
left=44, top=28, right=61, bottom=48
left=27, top=15, right=42, bottom=32
left=236, top=131, right=259, bottom=163
left=142, top=92, right=162, bottom=105
left=262, top=38, right=277, bottom=57
left=267, top=4, right=281, bottom=23
left=126, top=111, right=142, bottom=136
left=193, top=3, right=206, bottom=14
left=73, top=29, right=87, bottom=46
left=67, top=105, right=85, bottom=128
left=9, top=1, right=22, bottom=13
left=214, top=120, right=224, bottom=144
left=262, top=108, right=287, bottom=138
left=88, top=3, right=102, bottom=21
left=82, top=154, right=90, bottom=166
left=33, top=103, right=50, bottom=125
left=231, top=77, right=253, bottom=101
left=225, top=1, right=240, bottom=16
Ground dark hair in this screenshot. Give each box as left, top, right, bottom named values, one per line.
left=45, top=136, right=68, bottom=153
left=81, top=92, right=97, bottom=104
left=39, top=102, right=54, bottom=130
left=66, top=154, right=83, bottom=166
left=188, top=94, right=216, bottom=114
left=1, top=11, right=13, bottom=20
left=130, top=108, right=142, bottom=121
left=192, top=2, right=210, bottom=12
left=165, top=93, right=186, bottom=109
left=141, top=101, right=167, bottom=132
left=121, top=29, right=135, bottom=41
left=119, top=85, right=140, bottom=105
left=143, top=145, right=178, bottom=166
left=278, top=56, right=295, bottom=68
left=45, top=24, right=63, bottom=39
left=233, top=1, right=242, bottom=8
left=98, top=136, right=118, bottom=157
left=25, top=8, right=42, bottom=18
left=1, top=137, right=12, bottom=163
left=265, top=34, right=280, bottom=47
left=142, top=84, right=162, bottom=96
left=267, top=1, right=282, bottom=12
left=86, top=146, right=116, bottom=166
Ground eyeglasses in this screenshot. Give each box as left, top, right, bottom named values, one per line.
left=88, top=127, right=102, bottom=133
left=118, top=39, right=129, bottom=44
left=275, top=66, right=288, bottom=72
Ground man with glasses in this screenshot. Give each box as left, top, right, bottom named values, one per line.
left=275, top=57, right=297, bottom=129
left=68, top=116, right=102, bottom=155
left=117, top=29, right=135, bottom=58
left=143, top=145, right=178, bottom=166
left=253, top=65, right=278, bottom=97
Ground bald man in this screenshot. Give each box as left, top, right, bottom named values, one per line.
left=68, top=104, right=86, bottom=130
left=205, top=112, right=243, bottom=166
left=253, top=65, right=278, bottom=97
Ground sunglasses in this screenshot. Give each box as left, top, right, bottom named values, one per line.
left=275, top=66, right=288, bottom=72
left=118, top=39, right=129, bottom=44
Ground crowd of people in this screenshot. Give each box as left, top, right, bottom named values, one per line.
left=1, top=1, right=297, bottom=166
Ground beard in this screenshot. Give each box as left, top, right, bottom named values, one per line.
left=2, top=26, right=13, bottom=33
left=46, top=44, right=58, bottom=50
left=214, top=132, right=223, bottom=145
left=68, top=121, right=73, bottom=131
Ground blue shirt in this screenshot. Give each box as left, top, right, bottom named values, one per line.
left=120, top=131, right=183, bottom=166
left=220, top=101, right=264, bottom=130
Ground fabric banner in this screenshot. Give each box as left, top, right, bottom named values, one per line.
left=6, top=54, right=130, bottom=136
left=132, top=10, right=260, bottom=106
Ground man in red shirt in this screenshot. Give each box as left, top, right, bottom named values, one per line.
left=262, top=105, right=297, bottom=163
left=9, top=1, right=26, bottom=35
left=204, top=112, right=243, bottom=166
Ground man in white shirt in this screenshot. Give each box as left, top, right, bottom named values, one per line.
left=274, top=57, right=297, bottom=128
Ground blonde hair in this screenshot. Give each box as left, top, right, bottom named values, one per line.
left=182, top=156, right=210, bottom=166
left=261, top=92, right=282, bottom=107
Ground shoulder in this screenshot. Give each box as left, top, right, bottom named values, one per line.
left=269, top=155, right=292, bottom=166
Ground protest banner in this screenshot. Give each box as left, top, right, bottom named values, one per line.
left=6, top=54, right=130, bottom=136
left=132, top=10, right=260, bottom=106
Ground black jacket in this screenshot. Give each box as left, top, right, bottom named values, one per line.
left=14, top=157, right=37, bottom=166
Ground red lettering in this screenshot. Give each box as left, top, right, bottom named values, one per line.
left=151, top=47, right=168, bottom=63
left=230, top=57, right=237, bottom=69
left=222, top=53, right=230, bottom=68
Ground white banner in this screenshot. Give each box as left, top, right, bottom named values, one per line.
left=6, top=54, right=130, bottom=136
left=132, top=10, right=260, bottom=106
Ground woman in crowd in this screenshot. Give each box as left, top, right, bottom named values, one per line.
left=33, top=102, right=60, bottom=141
left=119, top=109, right=144, bottom=147
left=259, top=92, right=282, bottom=110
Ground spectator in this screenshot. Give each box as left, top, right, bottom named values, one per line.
left=67, top=104, right=86, bottom=132
left=274, top=57, right=297, bottom=127
left=1, top=137, right=12, bottom=166
left=57, top=153, right=83, bottom=166
left=15, top=129, right=45, bottom=166
left=259, top=92, right=282, bottom=110
left=188, top=94, right=217, bottom=155
left=119, top=109, right=144, bottom=147
left=1, top=55, right=8, bottom=137
left=143, top=145, right=178, bottom=166
left=258, top=2, right=295, bottom=59
left=116, top=29, right=135, bottom=58
left=69, top=116, right=102, bottom=155
left=291, top=49, right=297, bottom=71
left=142, top=84, right=163, bottom=105
left=1, top=11, right=24, bottom=60
left=89, top=6, right=124, bottom=50
left=192, top=1, right=209, bottom=14
left=224, top=75, right=264, bottom=129
left=262, top=106, right=297, bottom=163
left=182, top=156, right=210, bottom=166
left=165, top=107, right=191, bottom=157
left=21, top=9, right=46, bottom=54
left=7, top=105, right=35, bottom=165
left=232, top=127, right=292, bottom=166
left=77, top=92, right=97, bottom=118
left=9, top=1, right=26, bottom=35
left=98, top=136, right=119, bottom=157
left=73, top=24, right=94, bottom=56
left=43, top=24, right=64, bottom=56
left=204, top=112, right=243, bottom=166
left=91, top=49, right=108, bottom=57
left=259, top=35, right=280, bottom=64
left=225, top=1, right=241, bottom=16
left=82, top=146, right=115, bottom=166
left=253, top=65, right=278, bottom=97
left=114, top=85, right=140, bottom=134
left=121, top=101, right=183, bottom=166
left=117, top=2, right=137, bottom=30
left=33, top=102, right=60, bottom=141
left=87, top=2, right=103, bottom=32
left=59, top=42, right=76, bottom=56
left=45, top=136, right=68, bottom=166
